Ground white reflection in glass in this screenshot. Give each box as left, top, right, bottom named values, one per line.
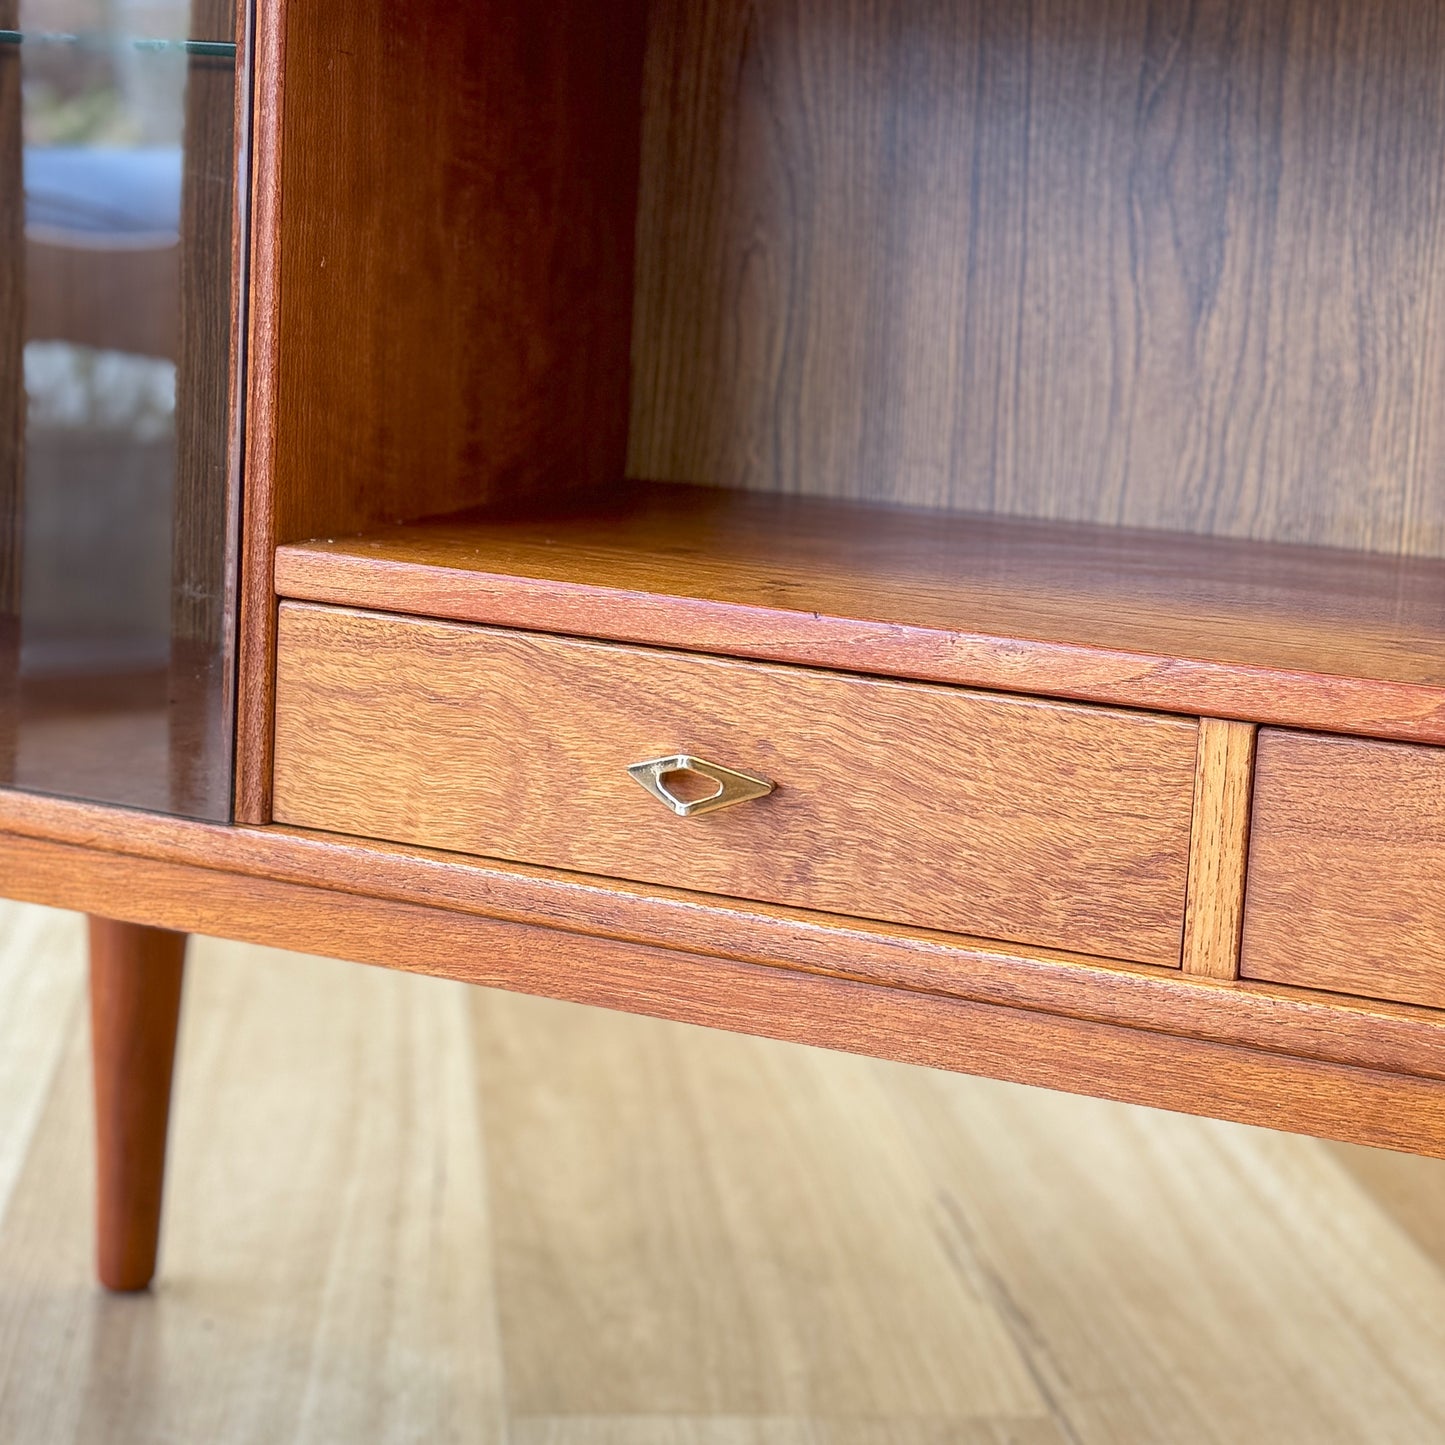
left=16, top=0, right=187, bottom=801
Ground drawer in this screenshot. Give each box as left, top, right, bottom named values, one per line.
left=1242, top=730, right=1445, bottom=1008
left=272, top=603, right=1200, bottom=965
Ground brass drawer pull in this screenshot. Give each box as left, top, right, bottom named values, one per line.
left=627, top=755, right=776, bottom=817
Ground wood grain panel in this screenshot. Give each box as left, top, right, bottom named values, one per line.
left=272, top=604, right=1198, bottom=966
left=629, top=0, right=1445, bottom=560
left=236, top=0, right=649, bottom=821
left=274, top=484, right=1445, bottom=746
left=8, top=785, right=1445, bottom=1085
left=14, top=780, right=1445, bottom=1086
left=1182, top=720, right=1256, bottom=979
left=1242, top=731, right=1445, bottom=1009
left=235, top=0, right=285, bottom=822
left=5, top=829, right=1445, bottom=1159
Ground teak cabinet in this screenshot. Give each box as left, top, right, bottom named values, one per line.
left=3, top=0, right=1445, bottom=1292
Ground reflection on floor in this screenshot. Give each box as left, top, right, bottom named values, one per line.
left=2, top=898, right=1445, bottom=1444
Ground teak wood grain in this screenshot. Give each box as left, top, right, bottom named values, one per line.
left=9, top=787, right=1445, bottom=1087
left=1243, top=731, right=1445, bottom=1011
left=236, top=0, right=649, bottom=821
left=1182, top=721, right=1257, bottom=980
left=88, top=916, right=187, bottom=1292
left=236, top=0, right=285, bottom=823
left=630, top=0, right=1445, bottom=561
left=274, top=484, right=1445, bottom=747
left=6, top=828, right=1445, bottom=1160
left=272, top=603, right=1198, bottom=967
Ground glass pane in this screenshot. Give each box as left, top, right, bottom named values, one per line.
left=0, top=0, right=241, bottom=820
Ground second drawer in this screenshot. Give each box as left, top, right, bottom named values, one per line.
left=272, top=603, right=1200, bottom=965
left=1242, top=729, right=1445, bottom=1009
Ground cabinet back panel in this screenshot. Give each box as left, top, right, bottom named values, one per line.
left=628, top=0, right=1445, bottom=558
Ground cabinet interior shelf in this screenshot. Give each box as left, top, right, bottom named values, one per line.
left=274, top=481, right=1445, bottom=746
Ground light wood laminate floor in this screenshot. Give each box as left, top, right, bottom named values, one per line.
left=3, top=899, right=1445, bottom=1443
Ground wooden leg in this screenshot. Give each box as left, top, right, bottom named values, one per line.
left=89, top=916, right=187, bottom=1292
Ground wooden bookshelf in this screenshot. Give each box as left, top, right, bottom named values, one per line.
left=7, top=0, right=1445, bottom=1303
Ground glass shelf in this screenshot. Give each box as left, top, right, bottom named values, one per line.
left=0, top=32, right=236, bottom=58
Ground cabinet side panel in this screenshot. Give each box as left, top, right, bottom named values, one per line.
left=629, top=0, right=1445, bottom=559
left=236, top=0, right=650, bottom=822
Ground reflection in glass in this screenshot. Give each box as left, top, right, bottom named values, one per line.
left=0, top=0, right=240, bottom=819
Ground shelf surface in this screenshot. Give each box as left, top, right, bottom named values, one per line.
left=275, top=483, right=1445, bottom=744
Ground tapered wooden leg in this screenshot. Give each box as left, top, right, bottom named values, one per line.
left=89, top=917, right=187, bottom=1292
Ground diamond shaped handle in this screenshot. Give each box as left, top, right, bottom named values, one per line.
left=627, top=755, right=776, bottom=818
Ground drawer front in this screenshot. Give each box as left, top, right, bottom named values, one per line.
left=1242, top=730, right=1445, bottom=1008
left=272, top=604, right=1199, bottom=965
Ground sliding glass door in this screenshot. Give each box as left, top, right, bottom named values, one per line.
left=0, top=0, right=243, bottom=820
